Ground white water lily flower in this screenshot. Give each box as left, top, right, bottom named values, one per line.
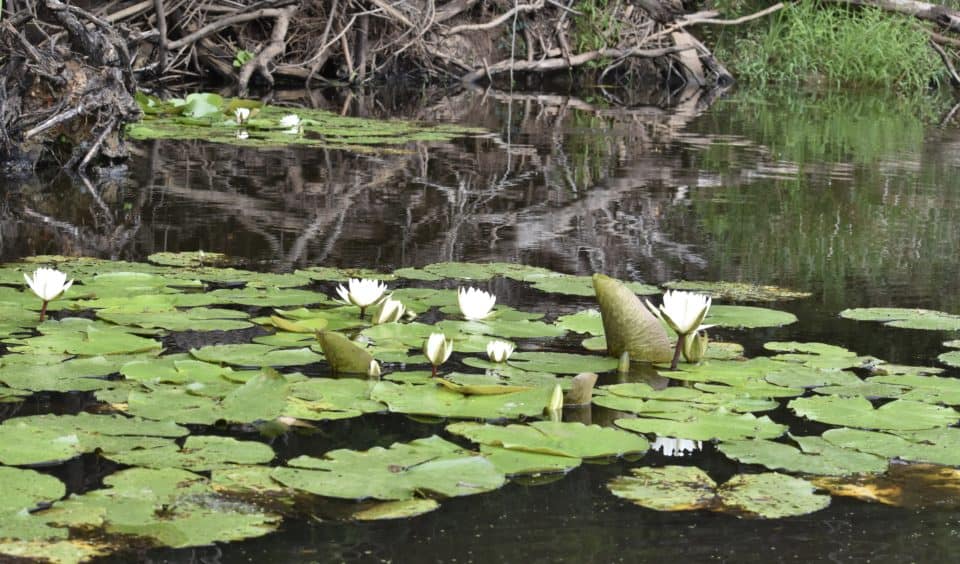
left=651, top=437, right=702, bottom=457
left=457, top=287, right=496, bottom=320
left=234, top=107, right=251, bottom=125
left=486, top=340, right=515, bottom=363
left=644, top=290, right=712, bottom=336
left=643, top=290, right=712, bottom=370
left=236, top=130, right=249, bottom=140
left=335, top=278, right=388, bottom=317
left=24, top=267, right=73, bottom=321
left=25, top=267, right=73, bottom=301
left=372, top=295, right=405, bottom=324
left=280, top=114, right=301, bottom=134
left=367, top=360, right=382, bottom=378
left=424, top=332, right=454, bottom=376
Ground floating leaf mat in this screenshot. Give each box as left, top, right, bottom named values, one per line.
left=0, top=254, right=957, bottom=561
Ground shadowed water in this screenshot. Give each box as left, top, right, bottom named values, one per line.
left=4, top=86, right=960, bottom=562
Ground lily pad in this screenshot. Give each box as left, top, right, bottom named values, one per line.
left=507, top=352, right=619, bottom=374
left=98, top=307, right=251, bottom=332
left=371, top=381, right=555, bottom=420
left=272, top=435, right=505, bottom=500
left=147, top=251, right=230, bottom=267
left=664, top=281, right=811, bottom=302
left=353, top=499, right=441, bottom=520
left=788, top=396, right=958, bottom=430
left=822, top=427, right=960, bottom=466
left=283, top=378, right=385, bottom=420
left=49, top=467, right=279, bottom=548
left=190, top=344, right=323, bottom=367
left=705, top=305, right=797, bottom=329
left=840, top=307, right=960, bottom=330
left=608, top=466, right=829, bottom=518
left=446, top=421, right=648, bottom=459
left=813, top=464, right=960, bottom=508
left=718, top=435, right=887, bottom=476
left=615, top=410, right=788, bottom=441
left=105, top=435, right=275, bottom=471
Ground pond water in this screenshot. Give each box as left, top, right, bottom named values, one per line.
left=4, top=85, right=960, bottom=562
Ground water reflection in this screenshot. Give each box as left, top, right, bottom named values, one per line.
left=4, top=89, right=957, bottom=320
left=4, top=87, right=960, bottom=563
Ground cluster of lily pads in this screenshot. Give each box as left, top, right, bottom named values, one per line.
left=129, top=93, right=481, bottom=150
left=2, top=253, right=960, bottom=562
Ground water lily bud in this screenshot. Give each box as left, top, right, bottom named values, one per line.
left=485, top=340, right=515, bottom=363
left=368, top=360, right=382, bottom=378
left=372, top=295, right=405, bottom=324
left=424, top=332, right=454, bottom=374
left=617, top=351, right=630, bottom=374
left=457, top=287, right=496, bottom=320
left=547, top=383, right=564, bottom=413
left=682, top=331, right=709, bottom=364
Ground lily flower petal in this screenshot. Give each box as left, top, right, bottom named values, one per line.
left=457, top=287, right=496, bottom=320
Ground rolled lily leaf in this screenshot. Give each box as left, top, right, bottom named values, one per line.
left=316, top=331, right=375, bottom=374
left=592, top=274, right=672, bottom=363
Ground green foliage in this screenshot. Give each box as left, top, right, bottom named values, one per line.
left=572, top=0, right=621, bottom=61
left=233, top=49, right=254, bottom=68
left=718, top=2, right=945, bottom=91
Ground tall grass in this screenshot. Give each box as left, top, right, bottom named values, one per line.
left=715, top=1, right=945, bottom=91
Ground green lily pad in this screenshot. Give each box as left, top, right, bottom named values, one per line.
left=866, top=374, right=960, bottom=405
left=718, top=436, right=888, bottom=476
left=7, top=318, right=162, bottom=356
left=0, top=540, right=105, bottom=563
left=105, top=435, right=275, bottom=470
left=822, top=427, right=960, bottom=466
left=98, top=307, right=251, bottom=332
left=50, top=467, right=279, bottom=548
left=147, top=251, right=230, bottom=267
left=592, top=274, right=672, bottom=363
left=272, top=435, right=505, bottom=500
left=126, top=371, right=289, bottom=424
left=0, top=355, right=131, bottom=392
left=0, top=466, right=66, bottom=513
left=840, top=307, right=960, bottom=330
left=526, top=273, right=657, bottom=296
left=507, top=352, right=619, bottom=374
left=789, top=396, right=958, bottom=430
left=938, top=350, right=960, bottom=368
left=556, top=309, right=606, bottom=335
left=615, top=410, right=788, bottom=441
left=705, top=305, right=797, bottom=329
left=371, top=381, right=555, bottom=420
left=478, top=445, right=582, bottom=476
left=190, top=344, right=323, bottom=367
left=353, top=499, right=441, bottom=520
left=283, top=378, right=385, bottom=420
left=446, top=421, right=648, bottom=459
left=596, top=383, right=778, bottom=413
left=664, top=281, right=811, bottom=302
left=609, top=466, right=829, bottom=518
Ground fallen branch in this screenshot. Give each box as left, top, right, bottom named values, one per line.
left=237, top=6, right=296, bottom=94
left=462, top=44, right=694, bottom=83
left=445, top=0, right=545, bottom=35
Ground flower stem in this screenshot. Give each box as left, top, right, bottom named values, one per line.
left=431, top=364, right=438, bottom=377
left=39, top=300, right=49, bottom=322
left=359, top=306, right=366, bottom=320
left=670, top=334, right=684, bottom=370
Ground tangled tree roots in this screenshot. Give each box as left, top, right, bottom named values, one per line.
left=0, top=1, right=141, bottom=171
left=1, top=0, right=782, bottom=170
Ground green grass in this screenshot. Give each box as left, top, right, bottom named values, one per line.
left=716, top=1, right=945, bottom=92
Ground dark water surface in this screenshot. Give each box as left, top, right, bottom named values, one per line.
left=5, top=86, right=960, bottom=562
